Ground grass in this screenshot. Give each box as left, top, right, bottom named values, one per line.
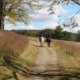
left=52, top=40, right=80, bottom=80
left=0, top=31, right=29, bottom=80
left=0, top=31, right=39, bottom=80
left=1, top=34, right=80, bottom=80
left=28, top=37, right=39, bottom=42
left=15, top=41, right=39, bottom=79
left=0, top=31, right=28, bottom=57
left=19, top=41, right=39, bottom=67
left=52, top=40, right=80, bottom=69
left=52, top=39, right=80, bottom=63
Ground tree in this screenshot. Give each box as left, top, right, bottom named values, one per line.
left=48, top=0, right=80, bottom=14
left=54, top=25, right=63, bottom=39
left=71, top=0, right=80, bottom=5
left=0, top=0, right=4, bottom=30
left=39, top=29, right=54, bottom=37
left=0, top=0, right=80, bottom=31
left=76, top=30, right=80, bottom=41
left=0, top=0, right=41, bottom=30
left=62, top=31, right=73, bottom=41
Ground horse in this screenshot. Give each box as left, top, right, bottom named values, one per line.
left=39, top=36, right=44, bottom=47
left=45, top=35, right=51, bottom=47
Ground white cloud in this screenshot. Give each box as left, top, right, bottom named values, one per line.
left=70, top=14, right=80, bottom=33
left=73, top=14, right=80, bottom=26
left=39, top=22, right=58, bottom=29
left=72, top=27, right=80, bottom=33
left=4, top=4, right=67, bottom=31
left=25, top=25, right=37, bottom=30
left=29, top=5, right=67, bottom=23
left=4, top=23, right=37, bottom=30
left=4, top=22, right=58, bottom=30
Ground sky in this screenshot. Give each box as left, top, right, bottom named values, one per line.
left=4, top=1, right=80, bottom=33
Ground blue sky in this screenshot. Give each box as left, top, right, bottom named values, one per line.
left=5, top=1, right=80, bottom=33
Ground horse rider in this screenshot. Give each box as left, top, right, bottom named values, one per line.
left=45, top=34, right=51, bottom=47
left=39, top=33, right=44, bottom=47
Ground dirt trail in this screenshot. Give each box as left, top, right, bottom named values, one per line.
left=25, top=41, right=60, bottom=80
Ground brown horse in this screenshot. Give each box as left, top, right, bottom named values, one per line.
left=45, top=35, right=51, bottom=47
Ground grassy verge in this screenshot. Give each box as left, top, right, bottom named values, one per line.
left=51, top=42, right=80, bottom=80
left=19, top=41, right=39, bottom=67
left=52, top=39, right=80, bottom=62
left=0, top=31, right=40, bottom=80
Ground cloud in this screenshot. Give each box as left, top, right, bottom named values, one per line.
left=25, top=25, right=37, bottom=30
left=4, top=23, right=37, bottom=30
left=72, top=27, right=80, bottom=33
left=73, top=14, right=80, bottom=26
left=4, top=4, right=67, bottom=31
left=29, top=5, right=67, bottom=23
left=4, top=22, right=58, bottom=30
left=39, top=22, right=58, bottom=30
left=70, top=14, right=80, bottom=33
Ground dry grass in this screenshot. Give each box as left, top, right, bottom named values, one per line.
left=0, top=31, right=29, bottom=57
left=0, top=31, right=29, bottom=80
left=28, top=37, right=39, bottom=42
left=19, top=41, right=39, bottom=67
left=52, top=39, right=80, bottom=62
left=52, top=40, right=80, bottom=80
left=0, top=32, right=41, bottom=80
left=0, top=32, right=40, bottom=80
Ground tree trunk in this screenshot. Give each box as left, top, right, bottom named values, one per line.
left=0, top=0, right=4, bottom=31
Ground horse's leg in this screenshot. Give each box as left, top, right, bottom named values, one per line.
left=39, top=38, right=41, bottom=46
left=40, top=41, right=41, bottom=46
left=48, top=42, right=50, bottom=47
left=41, top=42, right=43, bottom=47
left=42, top=42, right=43, bottom=47
left=42, top=38, right=44, bottom=47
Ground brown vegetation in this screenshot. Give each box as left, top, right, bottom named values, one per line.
left=53, top=39, right=80, bottom=62
left=0, top=31, right=29, bottom=80
left=0, top=31, right=29, bottom=56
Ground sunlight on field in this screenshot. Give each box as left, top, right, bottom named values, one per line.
left=52, top=40, right=80, bottom=71
left=51, top=42, right=80, bottom=80
left=0, top=31, right=29, bottom=80
left=20, top=41, right=39, bottom=66
left=53, top=40, right=80, bottom=62
left=29, top=37, right=39, bottom=42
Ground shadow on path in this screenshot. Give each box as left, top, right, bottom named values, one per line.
left=2, top=56, right=80, bottom=80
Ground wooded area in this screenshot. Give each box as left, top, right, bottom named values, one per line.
left=11, top=25, right=80, bottom=42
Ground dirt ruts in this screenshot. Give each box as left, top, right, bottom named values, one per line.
left=24, top=41, right=60, bottom=80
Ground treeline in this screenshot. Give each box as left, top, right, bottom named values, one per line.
left=10, top=25, right=80, bottom=42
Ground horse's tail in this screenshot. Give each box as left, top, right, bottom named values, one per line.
left=42, top=37, right=44, bottom=42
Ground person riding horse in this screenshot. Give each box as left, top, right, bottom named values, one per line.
left=39, top=33, right=44, bottom=47
left=45, top=34, right=51, bottom=47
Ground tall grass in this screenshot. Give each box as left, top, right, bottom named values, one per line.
left=0, top=31, right=29, bottom=64
left=53, top=39, right=80, bottom=62
left=0, top=31, right=29, bottom=80
left=52, top=40, right=80, bottom=80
